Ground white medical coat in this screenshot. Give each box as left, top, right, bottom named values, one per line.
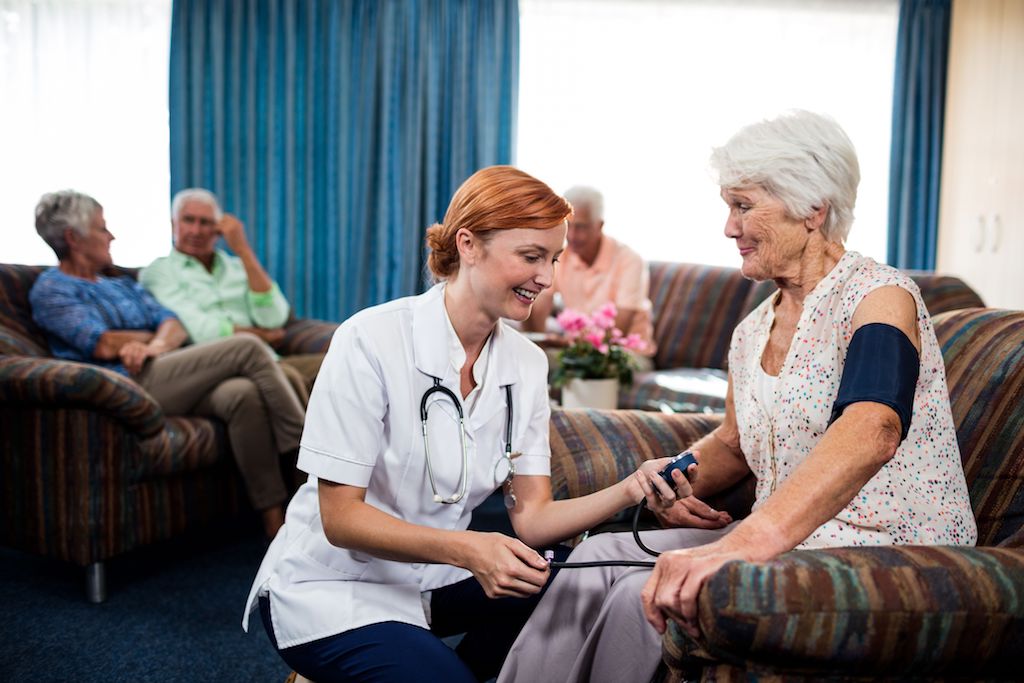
left=242, top=283, right=552, bottom=648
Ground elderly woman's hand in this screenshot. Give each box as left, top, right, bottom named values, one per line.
left=654, top=496, right=733, bottom=530
left=639, top=536, right=752, bottom=638
left=119, top=338, right=170, bottom=375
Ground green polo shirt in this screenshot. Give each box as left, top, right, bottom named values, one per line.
left=140, top=249, right=291, bottom=344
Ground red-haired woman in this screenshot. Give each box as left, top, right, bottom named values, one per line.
left=242, top=166, right=685, bottom=682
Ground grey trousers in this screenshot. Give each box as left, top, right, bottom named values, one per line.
left=498, top=524, right=734, bottom=683
left=136, top=334, right=305, bottom=510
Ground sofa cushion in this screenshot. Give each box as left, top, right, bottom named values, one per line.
left=0, top=264, right=49, bottom=356
left=619, top=367, right=728, bottom=413
left=649, top=262, right=753, bottom=371
left=935, top=309, right=1024, bottom=546
left=669, top=545, right=1024, bottom=680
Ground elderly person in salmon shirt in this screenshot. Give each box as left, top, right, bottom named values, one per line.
left=498, top=110, right=977, bottom=683
left=524, top=185, right=656, bottom=370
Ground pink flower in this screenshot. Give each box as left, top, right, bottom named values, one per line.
left=621, top=333, right=647, bottom=352
left=592, top=302, right=617, bottom=331
left=556, top=309, right=591, bottom=335
left=584, top=331, right=605, bottom=349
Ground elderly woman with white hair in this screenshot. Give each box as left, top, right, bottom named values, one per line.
left=498, top=110, right=977, bottom=683
left=28, top=190, right=306, bottom=537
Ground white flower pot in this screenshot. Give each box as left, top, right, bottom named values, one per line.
left=561, top=378, right=620, bottom=410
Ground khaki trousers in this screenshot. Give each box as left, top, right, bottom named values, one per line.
left=498, top=524, right=735, bottom=683
left=137, top=334, right=306, bottom=510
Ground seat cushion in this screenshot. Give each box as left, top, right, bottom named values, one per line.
left=667, top=545, right=1024, bottom=680
left=620, top=368, right=728, bottom=413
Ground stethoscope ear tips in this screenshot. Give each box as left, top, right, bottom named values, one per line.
left=433, top=494, right=444, bottom=504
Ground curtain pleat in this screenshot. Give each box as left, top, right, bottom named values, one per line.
left=169, top=0, right=519, bottom=321
left=887, top=0, right=951, bottom=270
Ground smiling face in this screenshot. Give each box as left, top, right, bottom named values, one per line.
left=461, top=224, right=567, bottom=323
left=721, top=185, right=810, bottom=281
left=172, top=199, right=219, bottom=261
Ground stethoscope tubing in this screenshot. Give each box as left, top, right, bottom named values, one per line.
left=420, top=376, right=514, bottom=505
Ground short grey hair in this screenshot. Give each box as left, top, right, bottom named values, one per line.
left=563, top=185, right=604, bottom=221
left=35, top=190, right=102, bottom=260
left=171, top=188, right=223, bottom=223
left=709, top=110, right=860, bottom=243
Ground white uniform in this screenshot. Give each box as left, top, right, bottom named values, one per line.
left=242, top=283, right=552, bottom=649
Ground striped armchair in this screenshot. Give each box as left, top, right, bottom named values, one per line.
left=619, top=261, right=984, bottom=414
left=0, top=263, right=337, bottom=601
left=549, top=307, right=1024, bottom=681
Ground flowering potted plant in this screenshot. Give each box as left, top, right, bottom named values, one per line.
left=552, top=302, right=647, bottom=409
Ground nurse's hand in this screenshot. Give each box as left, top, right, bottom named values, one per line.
left=461, top=532, right=550, bottom=599
left=628, top=455, right=696, bottom=513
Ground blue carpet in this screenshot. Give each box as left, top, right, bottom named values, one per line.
left=0, top=494, right=514, bottom=682
left=0, top=521, right=289, bottom=682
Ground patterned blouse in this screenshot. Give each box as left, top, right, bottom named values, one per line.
left=30, top=268, right=178, bottom=376
left=729, top=251, right=977, bottom=547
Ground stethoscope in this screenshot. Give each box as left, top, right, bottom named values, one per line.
left=419, top=377, right=518, bottom=508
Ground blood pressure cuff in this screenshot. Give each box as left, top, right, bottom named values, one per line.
left=828, top=323, right=920, bottom=441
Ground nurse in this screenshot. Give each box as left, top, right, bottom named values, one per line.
left=242, top=166, right=679, bottom=683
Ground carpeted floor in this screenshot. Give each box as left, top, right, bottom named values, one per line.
left=0, top=495, right=514, bottom=682
left=0, top=520, right=289, bottom=683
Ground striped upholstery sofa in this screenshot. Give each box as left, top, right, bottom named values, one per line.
left=549, top=307, right=1024, bottom=680
left=619, top=261, right=984, bottom=413
left=0, top=263, right=337, bottom=601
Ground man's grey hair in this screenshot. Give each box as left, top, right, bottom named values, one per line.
left=171, top=188, right=223, bottom=223
left=35, top=190, right=102, bottom=260
left=709, top=110, right=860, bottom=243
left=563, top=186, right=604, bottom=222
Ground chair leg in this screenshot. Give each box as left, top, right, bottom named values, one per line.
left=85, top=561, right=107, bottom=603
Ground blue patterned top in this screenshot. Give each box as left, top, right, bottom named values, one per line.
left=29, top=268, right=178, bottom=376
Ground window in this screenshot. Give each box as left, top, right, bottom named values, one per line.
left=517, top=0, right=899, bottom=266
left=1, top=0, right=172, bottom=266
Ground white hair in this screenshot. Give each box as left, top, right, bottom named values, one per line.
left=709, top=110, right=860, bottom=243
left=171, top=188, right=223, bottom=222
left=563, top=185, right=604, bottom=221
left=35, top=190, right=102, bottom=260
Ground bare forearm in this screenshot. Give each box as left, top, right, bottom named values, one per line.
left=615, top=308, right=638, bottom=334
left=323, top=497, right=478, bottom=566
left=511, top=476, right=636, bottom=548
left=726, top=405, right=900, bottom=560
left=236, top=247, right=274, bottom=293
left=94, top=330, right=154, bottom=359
left=151, top=319, right=188, bottom=351
left=688, top=428, right=751, bottom=499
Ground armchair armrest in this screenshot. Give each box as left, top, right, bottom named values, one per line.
left=664, top=545, right=1024, bottom=680
left=0, top=355, right=164, bottom=439
left=279, top=317, right=338, bottom=356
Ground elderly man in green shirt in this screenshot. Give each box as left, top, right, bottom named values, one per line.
left=140, top=189, right=323, bottom=401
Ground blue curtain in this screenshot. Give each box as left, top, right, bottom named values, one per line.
left=886, top=0, right=951, bottom=270
left=169, top=0, right=519, bottom=321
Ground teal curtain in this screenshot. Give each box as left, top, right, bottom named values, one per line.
left=169, top=0, right=519, bottom=321
left=886, top=0, right=951, bottom=270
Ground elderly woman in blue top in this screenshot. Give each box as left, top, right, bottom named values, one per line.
left=28, top=190, right=305, bottom=537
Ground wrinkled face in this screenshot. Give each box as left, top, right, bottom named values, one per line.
left=464, top=224, right=567, bottom=322
left=172, top=199, right=218, bottom=260
left=566, top=204, right=603, bottom=264
left=70, top=208, right=115, bottom=271
left=721, top=185, right=808, bottom=281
